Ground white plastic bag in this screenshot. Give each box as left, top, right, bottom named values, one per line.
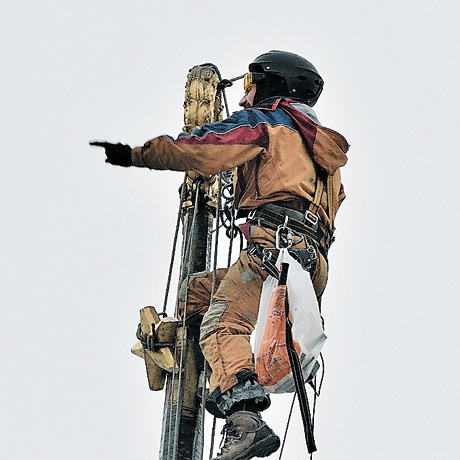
left=254, top=249, right=326, bottom=394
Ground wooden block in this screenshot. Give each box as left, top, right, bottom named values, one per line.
left=131, top=306, right=179, bottom=390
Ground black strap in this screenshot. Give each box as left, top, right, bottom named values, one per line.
left=280, top=262, right=317, bottom=454
left=249, top=205, right=333, bottom=259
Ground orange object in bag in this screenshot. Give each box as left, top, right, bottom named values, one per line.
left=255, top=284, right=301, bottom=388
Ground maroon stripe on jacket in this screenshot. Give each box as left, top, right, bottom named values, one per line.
left=176, top=123, right=270, bottom=149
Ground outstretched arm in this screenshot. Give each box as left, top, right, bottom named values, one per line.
left=90, top=110, right=270, bottom=175
left=131, top=111, right=269, bottom=176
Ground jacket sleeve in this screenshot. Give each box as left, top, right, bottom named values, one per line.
left=131, top=111, right=270, bottom=176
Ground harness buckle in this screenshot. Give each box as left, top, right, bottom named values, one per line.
left=262, top=247, right=280, bottom=279
left=304, top=210, right=319, bottom=227
left=247, top=209, right=256, bottom=220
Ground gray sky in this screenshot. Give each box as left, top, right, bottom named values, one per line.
left=2, top=1, right=459, bottom=459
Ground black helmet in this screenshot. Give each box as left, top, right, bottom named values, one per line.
left=248, top=50, right=324, bottom=106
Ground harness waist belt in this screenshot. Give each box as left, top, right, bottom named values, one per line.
left=247, top=203, right=334, bottom=257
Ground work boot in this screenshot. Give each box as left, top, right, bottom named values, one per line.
left=212, top=411, right=280, bottom=460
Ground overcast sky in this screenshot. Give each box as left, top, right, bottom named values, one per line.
left=2, top=1, right=460, bottom=459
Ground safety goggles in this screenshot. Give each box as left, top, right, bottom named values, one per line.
left=243, top=72, right=266, bottom=93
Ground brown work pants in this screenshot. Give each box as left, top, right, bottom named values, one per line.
left=179, top=224, right=328, bottom=395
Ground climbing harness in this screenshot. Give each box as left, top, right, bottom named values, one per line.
left=247, top=213, right=318, bottom=280
left=248, top=203, right=333, bottom=259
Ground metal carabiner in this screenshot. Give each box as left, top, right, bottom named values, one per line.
left=276, top=216, right=294, bottom=250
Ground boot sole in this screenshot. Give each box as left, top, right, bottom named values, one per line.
left=233, top=435, right=281, bottom=460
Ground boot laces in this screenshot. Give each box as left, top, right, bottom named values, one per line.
left=218, top=420, right=241, bottom=454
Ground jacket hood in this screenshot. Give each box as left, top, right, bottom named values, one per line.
left=253, top=98, right=349, bottom=174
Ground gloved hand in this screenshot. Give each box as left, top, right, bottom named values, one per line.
left=89, top=141, right=133, bottom=167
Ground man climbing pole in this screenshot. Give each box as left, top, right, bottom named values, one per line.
left=91, top=50, right=349, bottom=460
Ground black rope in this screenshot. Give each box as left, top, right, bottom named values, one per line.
left=205, top=174, right=223, bottom=459
left=162, top=175, right=187, bottom=316
left=281, top=262, right=317, bottom=454
left=162, top=175, right=188, bottom=460
left=278, top=394, right=296, bottom=459
left=172, top=181, right=203, bottom=460
left=209, top=416, right=217, bottom=459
